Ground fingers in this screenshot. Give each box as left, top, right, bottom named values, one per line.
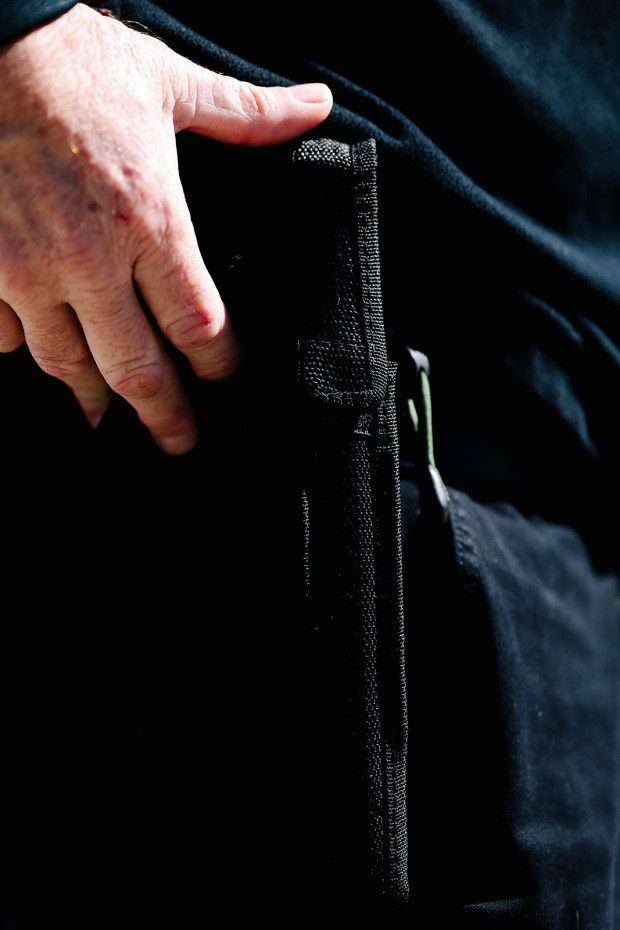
left=8, top=287, right=196, bottom=452
left=70, top=279, right=197, bottom=454
left=15, top=301, right=111, bottom=428
left=168, top=58, right=332, bottom=146
left=0, top=299, right=25, bottom=352
left=133, top=185, right=241, bottom=381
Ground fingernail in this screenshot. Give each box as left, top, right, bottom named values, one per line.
left=156, top=434, right=197, bottom=455
left=287, top=83, right=331, bottom=104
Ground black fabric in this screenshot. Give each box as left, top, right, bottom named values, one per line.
left=1, top=2, right=619, bottom=927
left=0, top=132, right=409, bottom=923
left=403, top=480, right=620, bottom=928
left=108, top=4, right=618, bottom=924
left=295, top=138, right=407, bottom=906
left=0, top=0, right=77, bottom=46
left=89, top=0, right=618, bottom=560
left=1, top=2, right=619, bottom=540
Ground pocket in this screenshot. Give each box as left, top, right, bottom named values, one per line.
left=443, top=483, right=484, bottom=584
left=404, top=456, right=620, bottom=922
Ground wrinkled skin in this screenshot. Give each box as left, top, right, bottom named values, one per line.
left=0, top=3, right=332, bottom=452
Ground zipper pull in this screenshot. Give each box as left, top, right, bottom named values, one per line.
left=403, top=347, right=450, bottom=523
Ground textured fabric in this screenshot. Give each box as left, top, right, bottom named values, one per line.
left=402, top=477, right=620, bottom=928
left=1, top=2, right=619, bottom=927
left=151, top=1, right=620, bottom=489
left=3, top=1, right=619, bottom=525
left=0, top=128, right=410, bottom=924
left=295, top=137, right=407, bottom=906
left=0, top=0, right=77, bottom=46
left=98, top=0, right=620, bottom=556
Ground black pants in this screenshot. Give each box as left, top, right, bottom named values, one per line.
left=401, top=474, right=620, bottom=927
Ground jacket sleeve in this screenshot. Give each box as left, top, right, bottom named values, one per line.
left=0, top=1, right=79, bottom=48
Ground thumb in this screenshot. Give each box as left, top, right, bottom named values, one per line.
left=168, top=58, right=333, bottom=146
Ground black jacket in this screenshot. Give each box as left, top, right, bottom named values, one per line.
left=0, top=0, right=77, bottom=45
left=2, top=1, right=619, bottom=548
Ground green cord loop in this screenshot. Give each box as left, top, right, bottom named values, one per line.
left=419, top=369, right=436, bottom=470
left=406, top=369, right=435, bottom=470
left=406, top=397, right=419, bottom=433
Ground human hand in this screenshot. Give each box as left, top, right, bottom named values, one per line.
left=0, top=3, right=332, bottom=452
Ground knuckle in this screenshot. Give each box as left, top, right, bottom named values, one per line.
left=103, top=169, right=149, bottom=224
left=213, top=76, right=273, bottom=141
left=34, top=350, right=93, bottom=382
left=165, top=307, right=221, bottom=351
left=235, top=81, right=271, bottom=119
left=105, top=358, right=166, bottom=400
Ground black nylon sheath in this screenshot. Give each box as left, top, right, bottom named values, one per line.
left=295, top=138, right=408, bottom=907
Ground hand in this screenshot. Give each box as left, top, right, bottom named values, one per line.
left=0, top=4, right=332, bottom=452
